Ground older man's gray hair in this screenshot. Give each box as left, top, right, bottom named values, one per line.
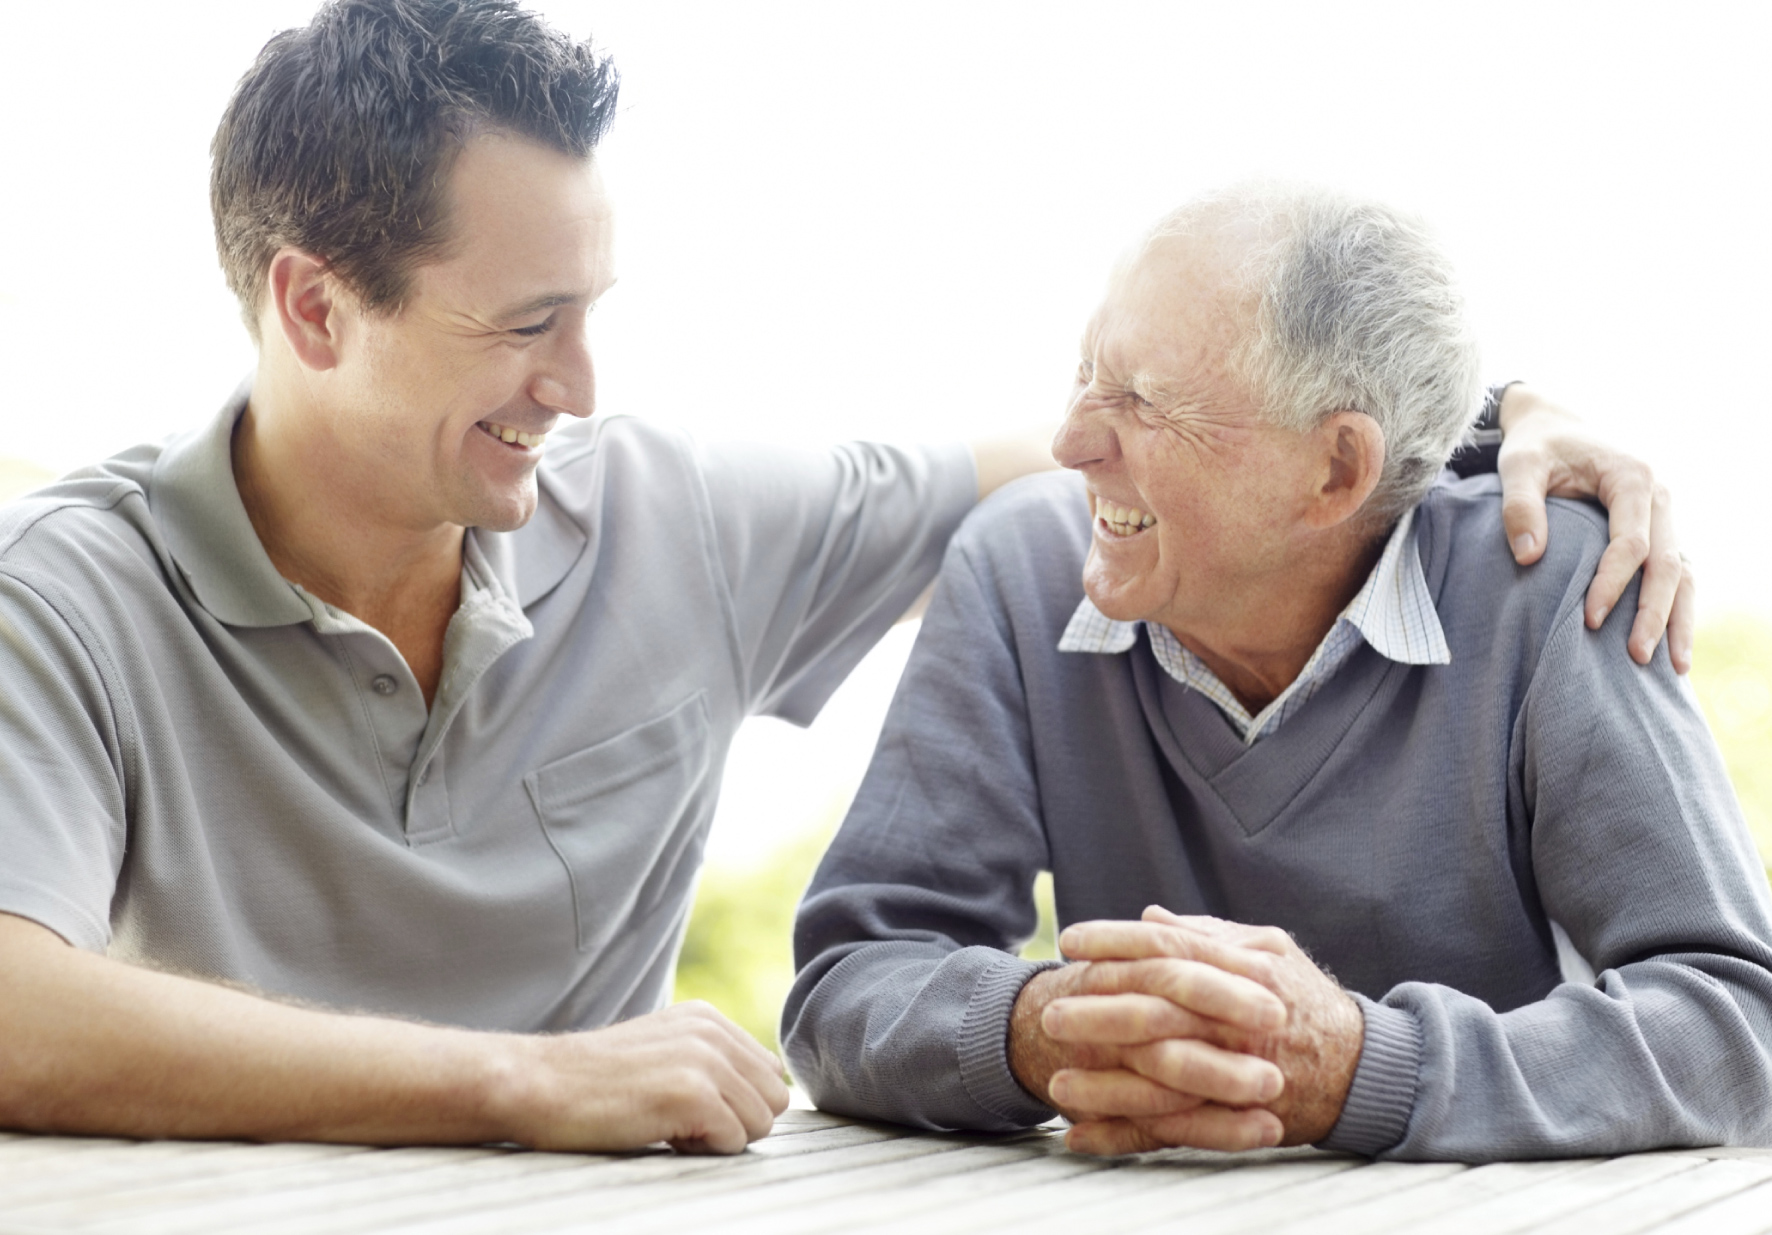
left=1153, top=183, right=1483, bottom=522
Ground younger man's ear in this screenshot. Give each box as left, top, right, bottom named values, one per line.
left=262, top=247, right=346, bottom=372
left=1308, top=410, right=1387, bottom=530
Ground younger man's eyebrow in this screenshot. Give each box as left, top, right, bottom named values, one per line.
left=496, top=291, right=581, bottom=321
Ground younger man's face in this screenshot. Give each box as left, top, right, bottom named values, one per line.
left=323, top=132, right=616, bottom=534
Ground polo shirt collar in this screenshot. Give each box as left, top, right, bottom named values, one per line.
left=150, top=383, right=592, bottom=627
left=149, top=382, right=313, bottom=628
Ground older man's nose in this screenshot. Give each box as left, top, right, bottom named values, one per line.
left=1053, top=398, right=1113, bottom=471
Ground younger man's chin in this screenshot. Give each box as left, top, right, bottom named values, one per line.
left=460, top=483, right=540, bottom=535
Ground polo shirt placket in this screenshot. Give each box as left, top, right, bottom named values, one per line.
left=295, top=562, right=532, bottom=845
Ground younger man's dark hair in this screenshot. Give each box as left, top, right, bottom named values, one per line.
left=211, top=0, right=618, bottom=337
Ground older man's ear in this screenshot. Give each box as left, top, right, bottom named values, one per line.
left=1304, top=412, right=1388, bottom=532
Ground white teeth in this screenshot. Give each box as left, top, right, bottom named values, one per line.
left=482, top=422, right=547, bottom=449
left=1094, top=496, right=1155, bottom=534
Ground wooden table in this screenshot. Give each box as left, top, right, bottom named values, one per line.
left=3, top=1107, right=1772, bottom=1234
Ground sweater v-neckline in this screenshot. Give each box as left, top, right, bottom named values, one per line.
left=1128, top=491, right=1454, bottom=838
left=1132, top=640, right=1401, bottom=836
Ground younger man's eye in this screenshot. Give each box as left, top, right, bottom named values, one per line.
left=510, top=317, right=556, bottom=338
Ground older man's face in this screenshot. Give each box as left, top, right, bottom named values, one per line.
left=1053, top=234, right=1326, bottom=637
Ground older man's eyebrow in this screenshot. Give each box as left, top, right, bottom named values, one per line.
left=1128, top=373, right=1184, bottom=406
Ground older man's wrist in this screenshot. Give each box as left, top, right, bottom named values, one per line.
left=1004, top=964, right=1076, bottom=1112
left=1315, top=994, right=1423, bottom=1157
left=963, top=954, right=1064, bottom=1127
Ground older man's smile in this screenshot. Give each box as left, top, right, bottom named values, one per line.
left=1092, top=493, right=1157, bottom=538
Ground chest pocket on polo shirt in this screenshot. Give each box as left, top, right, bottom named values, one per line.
left=525, top=692, right=714, bottom=954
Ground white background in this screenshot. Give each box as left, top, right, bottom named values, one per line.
left=3, top=2, right=1767, bottom=859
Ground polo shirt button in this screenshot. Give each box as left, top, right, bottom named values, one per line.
left=371, top=674, right=398, bottom=696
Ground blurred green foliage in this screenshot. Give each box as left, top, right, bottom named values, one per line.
left=0, top=458, right=53, bottom=504
left=1690, top=614, right=1772, bottom=861
left=673, top=821, right=836, bottom=1053
left=674, top=826, right=1062, bottom=1052
left=680, top=614, right=1772, bottom=1052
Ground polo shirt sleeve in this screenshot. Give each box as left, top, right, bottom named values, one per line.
left=696, top=438, right=976, bottom=725
left=0, top=567, right=130, bottom=952
left=1336, top=568, right=1772, bottom=1160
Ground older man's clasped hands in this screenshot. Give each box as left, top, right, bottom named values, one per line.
left=1010, top=907, right=1367, bottom=1155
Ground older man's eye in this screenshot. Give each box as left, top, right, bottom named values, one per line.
left=1076, top=360, right=1094, bottom=383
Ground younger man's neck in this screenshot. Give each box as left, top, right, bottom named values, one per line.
left=233, top=374, right=463, bottom=703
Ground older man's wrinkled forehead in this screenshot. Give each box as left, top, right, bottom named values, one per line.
left=1084, top=211, right=1266, bottom=405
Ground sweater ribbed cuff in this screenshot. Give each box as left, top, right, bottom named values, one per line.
left=1318, top=994, right=1422, bottom=1157
left=956, top=955, right=1064, bottom=1128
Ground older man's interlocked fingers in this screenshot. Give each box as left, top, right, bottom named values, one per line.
left=1054, top=909, right=1366, bottom=1148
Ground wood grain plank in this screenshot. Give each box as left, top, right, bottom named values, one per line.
left=860, top=1159, right=1235, bottom=1235
left=0, top=1141, right=373, bottom=1207
left=1254, top=1158, right=1599, bottom=1234
left=776, top=1157, right=1359, bottom=1235
left=1102, top=1160, right=1464, bottom=1235
left=1404, top=1154, right=1706, bottom=1235
left=18, top=1146, right=516, bottom=1232
left=1048, top=1158, right=1364, bottom=1235
left=632, top=1147, right=1110, bottom=1235
left=87, top=1148, right=656, bottom=1235
left=1528, top=1158, right=1772, bottom=1235
left=233, top=1135, right=999, bottom=1235
left=0, top=1138, right=255, bottom=1190
left=1632, top=1177, right=1772, bottom=1235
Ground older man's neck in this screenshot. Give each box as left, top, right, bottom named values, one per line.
left=1170, top=526, right=1388, bottom=716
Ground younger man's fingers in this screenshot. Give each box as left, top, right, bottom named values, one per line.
left=1667, top=563, right=1697, bottom=675
left=1583, top=477, right=1654, bottom=630
left=1496, top=448, right=1553, bottom=565
left=1626, top=492, right=1683, bottom=667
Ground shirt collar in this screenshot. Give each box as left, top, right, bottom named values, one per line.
left=149, top=382, right=589, bottom=627
left=1058, top=506, right=1451, bottom=668
left=149, top=382, right=313, bottom=628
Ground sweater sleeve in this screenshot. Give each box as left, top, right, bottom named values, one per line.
left=781, top=538, right=1061, bottom=1131
left=1328, top=584, right=1772, bottom=1161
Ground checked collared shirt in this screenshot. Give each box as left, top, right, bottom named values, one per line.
left=1057, top=507, right=1450, bottom=744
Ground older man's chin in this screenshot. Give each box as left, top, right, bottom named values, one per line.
left=1080, top=564, right=1161, bottom=627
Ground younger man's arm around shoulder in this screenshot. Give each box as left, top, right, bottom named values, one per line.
left=0, top=912, right=786, bottom=1152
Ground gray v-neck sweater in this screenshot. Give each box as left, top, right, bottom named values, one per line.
left=784, top=470, right=1772, bottom=1160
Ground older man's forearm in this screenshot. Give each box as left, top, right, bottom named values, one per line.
left=1337, top=580, right=1772, bottom=1160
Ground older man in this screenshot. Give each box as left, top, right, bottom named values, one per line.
left=784, top=184, right=1772, bottom=1160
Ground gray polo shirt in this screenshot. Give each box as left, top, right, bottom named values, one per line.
left=0, top=390, right=974, bottom=1031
